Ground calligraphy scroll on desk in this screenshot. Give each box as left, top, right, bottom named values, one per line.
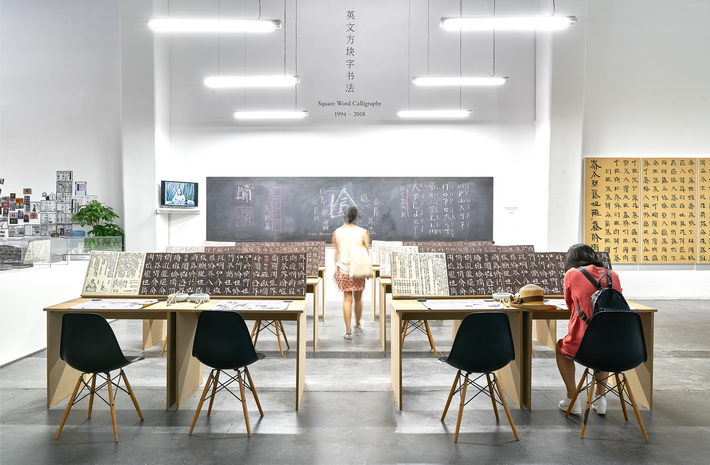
left=391, top=251, right=423, bottom=296
left=110, top=252, right=146, bottom=295
left=642, top=158, right=697, bottom=263
left=250, top=253, right=307, bottom=297
left=445, top=253, right=499, bottom=296
left=82, top=251, right=120, bottom=295
left=378, top=245, right=418, bottom=276
left=205, top=242, right=324, bottom=276
left=194, top=253, right=254, bottom=296
left=697, top=159, right=709, bottom=263
left=139, top=253, right=200, bottom=296
left=584, top=158, right=641, bottom=263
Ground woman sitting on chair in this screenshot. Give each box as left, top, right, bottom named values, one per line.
left=557, top=243, right=622, bottom=415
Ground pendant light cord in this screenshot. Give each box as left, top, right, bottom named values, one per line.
left=407, top=0, right=411, bottom=109
left=491, top=0, right=496, bottom=77
left=459, top=0, right=462, bottom=108
left=552, top=0, right=556, bottom=15
left=294, top=0, right=298, bottom=110
left=427, top=0, right=430, bottom=76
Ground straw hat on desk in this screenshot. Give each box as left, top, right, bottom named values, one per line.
left=502, top=284, right=558, bottom=311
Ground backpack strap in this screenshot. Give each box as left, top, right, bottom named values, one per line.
left=577, top=306, right=589, bottom=323
left=576, top=267, right=602, bottom=290
left=604, top=269, right=613, bottom=289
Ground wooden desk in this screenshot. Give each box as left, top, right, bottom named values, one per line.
left=45, top=298, right=307, bottom=411
left=525, top=301, right=656, bottom=409
left=390, top=299, right=526, bottom=410
left=390, top=298, right=657, bottom=411
left=306, top=277, right=321, bottom=350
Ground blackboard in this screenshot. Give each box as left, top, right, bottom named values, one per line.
left=207, top=177, right=493, bottom=242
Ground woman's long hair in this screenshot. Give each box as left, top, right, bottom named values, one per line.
left=565, top=243, right=604, bottom=270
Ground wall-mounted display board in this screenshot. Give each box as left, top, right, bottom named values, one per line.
left=204, top=241, right=326, bottom=276
left=82, top=251, right=307, bottom=298
left=584, top=157, right=708, bottom=263
left=698, top=159, right=710, bottom=263
left=206, top=177, right=493, bottom=242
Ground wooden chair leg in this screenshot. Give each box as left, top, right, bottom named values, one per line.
left=423, top=320, right=438, bottom=357
left=614, top=373, right=629, bottom=421
left=244, top=367, right=264, bottom=417
left=622, top=373, right=649, bottom=442
left=188, top=371, right=215, bottom=435
left=493, top=374, right=519, bottom=441
left=87, top=374, right=96, bottom=419
left=401, top=320, right=409, bottom=344
left=274, top=321, right=285, bottom=357
left=441, top=370, right=461, bottom=421
left=580, top=373, right=597, bottom=438
left=160, top=337, right=168, bottom=355
left=106, top=372, right=119, bottom=441
left=207, top=370, right=221, bottom=416
left=278, top=321, right=290, bottom=350
left=453, top=373, right=469, bottom=442
left=237, top=371, right=252, bottom=437
left=251, top=321, right=261, bottom=346
left=566, top=368, right=589, bottom=416
left=485, top=373, right=500, bottom=421
left=54, top=374, right=83, bottom=440
left=120, top=370, right=144, bottom=421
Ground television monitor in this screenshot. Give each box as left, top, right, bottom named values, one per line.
left=160, top=181, right=198, bottom=207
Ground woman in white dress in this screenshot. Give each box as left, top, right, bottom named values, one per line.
left=333, top=206, right=371, bottom=340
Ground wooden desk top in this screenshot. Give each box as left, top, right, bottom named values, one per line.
left=306, top=277, right=320, bottom=285
left=391, top=298, right=656, bottom=317
left=45, top=298, right=306, bottom=314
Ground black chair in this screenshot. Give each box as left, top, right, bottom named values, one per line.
left=439, top=312, right=519, bottom=442
left=565, top=310, right=649, bottom=441
left=55, top=313, right=144, bottom=441
left=189, top=311, right=265, bottom=437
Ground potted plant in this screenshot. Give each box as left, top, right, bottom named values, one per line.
left=72, top=200, right=125, bottom=251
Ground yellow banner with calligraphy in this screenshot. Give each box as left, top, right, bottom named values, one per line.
left=585, top=157, right=706, bottom=264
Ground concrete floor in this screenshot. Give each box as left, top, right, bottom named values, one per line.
left=1, top=299, right=709, bottom=464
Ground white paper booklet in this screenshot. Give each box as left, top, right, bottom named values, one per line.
left=212, top=300, right=290, bottom=311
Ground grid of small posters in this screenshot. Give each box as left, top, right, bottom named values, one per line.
left=0, top=170, right=96, bottom=239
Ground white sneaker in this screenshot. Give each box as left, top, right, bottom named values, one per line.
left=343, top=331, right=353, bottom=340
left=559, top=397, right=582, bottom=415
left=354, top=325, right=363, bottom=335
left=592, top=395, right=607, bottom=415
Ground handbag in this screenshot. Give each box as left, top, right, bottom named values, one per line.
left=348, top=245, right=373, bottom=279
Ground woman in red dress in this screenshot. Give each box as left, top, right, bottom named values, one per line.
left=557, top=243, right=622, bottom=416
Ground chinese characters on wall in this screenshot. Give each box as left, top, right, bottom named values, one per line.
left=345, top=10, right=356, bottom=94
left=585, top=158, right=708, bottom=263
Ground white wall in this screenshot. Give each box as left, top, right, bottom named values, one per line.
left=546, top=0, right=710, bottom=298
left=0, top=0, right=123, bottom=219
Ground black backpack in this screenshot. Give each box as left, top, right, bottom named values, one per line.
left=576, top=267, right=630, bottom=324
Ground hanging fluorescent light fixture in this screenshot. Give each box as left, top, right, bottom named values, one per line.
left=233, top=110, right=308, bottom=120
left=441, top=16, right=576, bottom=31
left=396, top=110, right=471, bottom=119
left=148, top=18, right=281, bottom=33
left=205, top=75, right=299, bottom=89
left=413, top=76, right=507, bottom=87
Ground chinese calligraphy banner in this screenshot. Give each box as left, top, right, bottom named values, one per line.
left=584, top=157, right=707, bottom=263
left=699, top=159, right=710, bottom=263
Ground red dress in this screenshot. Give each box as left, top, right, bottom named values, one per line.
left=560, top=265, right=623, bottom=357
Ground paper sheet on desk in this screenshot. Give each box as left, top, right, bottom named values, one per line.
left=423, top=300, right=505, bottom=311
left=212, top=300, right=290, bottom=311
left=70, top=299, right=158, bottom=310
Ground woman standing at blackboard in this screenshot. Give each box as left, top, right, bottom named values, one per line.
left=333, top=206, right=371, bottom=340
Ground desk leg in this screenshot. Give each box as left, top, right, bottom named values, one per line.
left=494, top=311, right=527, bottom=410
left=390, top=306, right=402, bottom=409
left=175, top=312, right=203, bottom=409
left=379, top=282, right=386, bottom=351
left=296, top=310, right=307, bottom=410
left=624, top=312, right=654, bottom=409
left=313, top=281, right=320, bottom=351
left=321, top=271, right=327, bottom=322
left=371, top=274, right=377, bottom=321
left=532, top=320, right=557, bottom=350
left=166, top=312, right=177, bottom=408
left=143, top=320, right=166, bottom=350
left=452, top=320, right=462, bottom=339
left=47, top=312, right=81, bottom=408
